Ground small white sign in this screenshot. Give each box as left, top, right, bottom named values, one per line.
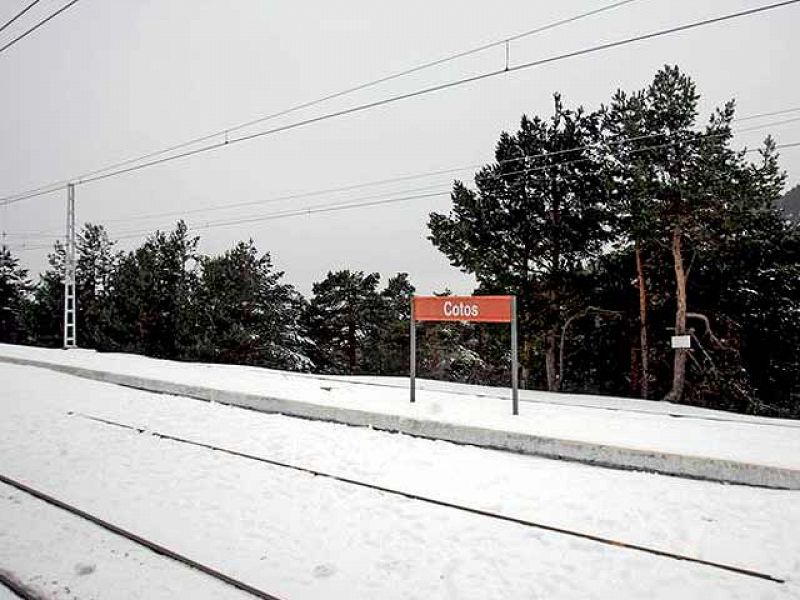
left=671, top=335, right=691, bottom=349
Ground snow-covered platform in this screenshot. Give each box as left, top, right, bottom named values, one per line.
left=5, top=359, right=800, bottom=598
left=1, top=343, right=798, bottom=489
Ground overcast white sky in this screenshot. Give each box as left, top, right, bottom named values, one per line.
left=2, top=0, right=799, bottom=296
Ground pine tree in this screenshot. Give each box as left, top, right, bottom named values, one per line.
left=428, top=94, right=611, bottom=390
left=370, top=272, right=415, bottom=375
left=196, top=240, right=311, bottom=370
left=100, top=221, right=200, bottom=358
left=602, top=89, right=658, bottom=398
left=26, top=242, right=66, bottom=348
left=305, top=270, right=384, bottom=374
left=685, top=140, right=797, bottom=413
left=0, top=246, right=31, bottom=344
left=596, top=66, right=793, bottom=407
left=76, top=224, right=120, bottom=348
left=630, top=66, right=781, bottom=403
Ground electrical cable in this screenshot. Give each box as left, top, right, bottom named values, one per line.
left=101, top=111, right=800, bottom=225
left=0, top=0, right=82, bottom=56
left=8, top=136, right=799, bottom=253
left=7, top=110, right=800, bottom=243
left=2, top=0, right=798, bottom=206
left=0, top=0, right=42, bottom=36
left=0, top=0, right=644, bottom=204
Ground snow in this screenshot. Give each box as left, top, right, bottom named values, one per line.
left=2, top=361, right=800, bottom=598
left=0, top=343, right=798, bottom=474
left=0, top=482, right=247, bottom=600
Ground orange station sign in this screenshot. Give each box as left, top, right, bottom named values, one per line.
left=410, top=294, right=518, bottom=414
left=412, top=295, right=513, bottom=323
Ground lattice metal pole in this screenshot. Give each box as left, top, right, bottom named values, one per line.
left=63, top=183, right=77, bottom=349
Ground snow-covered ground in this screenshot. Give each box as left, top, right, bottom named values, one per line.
left=1, top=361, right=799, bottom=599
left=0, top=343, right=798, bottom=474
left=0, top=480, right=249, bottom=599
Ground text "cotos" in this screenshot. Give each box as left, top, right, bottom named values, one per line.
left=443, top=300, right=479, bottom=318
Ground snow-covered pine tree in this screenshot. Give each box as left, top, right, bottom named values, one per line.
left=76, top=223, right=121, bottom=348
left=0, top=246, right=31, bottom=344
left=428, top=94, right=611, bottom=391
left=196, top=240, right=312, bottom=371
left=305, top=270, right=384, bottom=374
left=370, top=272, right=415, bottom=375
left=100, top=221, right=200, bottom=358
left=26, top=241, right=66, bottom=347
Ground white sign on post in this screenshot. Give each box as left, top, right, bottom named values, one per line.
left=671, top=335, right=691, bottom=349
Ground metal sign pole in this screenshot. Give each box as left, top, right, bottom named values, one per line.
left=410, top=298, right=416, bottom=403
left=511, top=296, right=518, bottom=415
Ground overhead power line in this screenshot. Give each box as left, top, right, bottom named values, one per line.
left=7, top=137, right=800, bottom=253
left=7, top=110, right=800, bottom=241
left=3, top=0, right=799, bottom=207
left=0, top=0, right=42, bottom=36
left=0, top=0, right=82, bottom=56
left=21, top=108, right=800, bottom=236
left=0, top=0, right=643, bottom=204
left=735, top=106, right=800, bottom=122
left=107, top=138, right=800, bottom=239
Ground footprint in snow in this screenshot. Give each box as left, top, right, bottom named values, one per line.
left=74, top=563, right=96, bottom=576
left=312, top=563, right=336, bottom=578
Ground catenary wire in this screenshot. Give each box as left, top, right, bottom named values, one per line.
left=0, top=0, right=42, bottom=36
left=0, top=0, right=82, bottom=56
left=118, top=138, right=800, bottom=236
left=71, top=2, right=800, bottom=187
left=6, top=109, right=800, bottom=241
left=2, top=0, right=799, bottom=206
left=6, top=137, right=799, bottom=253
left=79, top=111, right=800, bottom=226
left=0, top=0, right=644, bottom=204
left=5, top=101, right=800, bottom=234
left=5, top=136, right=800, bottom=249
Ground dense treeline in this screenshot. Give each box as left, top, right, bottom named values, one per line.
left=1, top=66, right=798, bottom=416
left=0, top=227, right=489, bottom=383
left=428, top=66, right=799, bottom=415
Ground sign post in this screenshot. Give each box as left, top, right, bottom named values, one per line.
left=511, top=296, right=518, bottom=415
left=410, top=295, right=519, bottom=415
left=410, top=297, right=416, bottom=403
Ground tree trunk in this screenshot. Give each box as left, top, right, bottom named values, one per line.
left=665, top=225, right=688, bottom=402
left=634, top=241, right=650, bottom=399
left=347, top=318, right=357, bottom=375
left=545, top=330, right=559, bottom=391
left=520, top=338, right=532, bottom=390
left=547, top=192, right=561, bottom=393
left=630, top=342, right=641, bottom=397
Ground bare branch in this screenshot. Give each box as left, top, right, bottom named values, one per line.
left=684, top=250, right=698, bottom=281
left=686, top=311, right=725, bottom=348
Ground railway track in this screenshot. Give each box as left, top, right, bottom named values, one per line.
left=68, top=410, right=785, bottom=585
left=0, top=570, right=44, bottom=600
left=0, top=472, right=284, bottom=600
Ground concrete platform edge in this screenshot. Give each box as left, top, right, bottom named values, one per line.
left=2, top=354, right=798, bottom=490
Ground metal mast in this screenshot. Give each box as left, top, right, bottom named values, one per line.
left=63, top=183, right=77, bottom=348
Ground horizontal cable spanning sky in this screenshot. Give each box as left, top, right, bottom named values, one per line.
left=1, top=0, right=799, bottom=294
